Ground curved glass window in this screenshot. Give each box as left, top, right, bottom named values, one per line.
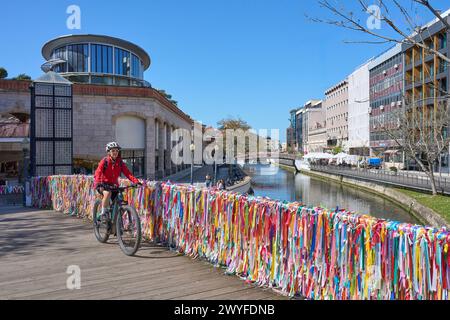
left=131, top=54, right=143, bottom=78
left=52, top=47, right=67, bottom=73
left=91, top=44, right=113, bottom=74
left=67, top=44, right=89, bottom=72
left=50, top=42, right=146, bottom=86
left=115, top=48, right=130, bottom=76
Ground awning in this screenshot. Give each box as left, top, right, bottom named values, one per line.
left=384, top=149, right=399, bottom=154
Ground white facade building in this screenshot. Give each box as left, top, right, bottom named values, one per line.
left=347, top=60, right=372, bottom=156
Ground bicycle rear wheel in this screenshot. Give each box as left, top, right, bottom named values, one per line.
left=93, top=199, right=110, bottom=243
left=116, top=205, right=141, bottom=256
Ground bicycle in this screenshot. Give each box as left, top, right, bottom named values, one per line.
left=93, top=184, right=142, bottom=256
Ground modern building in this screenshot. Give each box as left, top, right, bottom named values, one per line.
left=0, top=34, right=194, bottom=183
left=402, top=10, right=450, bottom=171
left=286, top=108, right=299, bottom=152
left=348, top=59, right=372, bottom=156
left=295, top=107, right=304, bottom=153
left=302, top=100, right=324, bottom=153
left=293, top=100, right=322, bottom=154
left=305, top=101, right=326, bottom=153
left=324, top=80, right=349, bottom=151
left=369, top=44, right=404, bottom=166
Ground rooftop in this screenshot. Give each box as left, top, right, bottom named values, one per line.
left=42, top=34, right=151, bottom=70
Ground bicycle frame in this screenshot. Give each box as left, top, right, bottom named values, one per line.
left=96, top=187, right=128, bottom=235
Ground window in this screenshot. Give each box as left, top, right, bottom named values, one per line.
left=91, top=76, right=113, bottom=85
left=52, top=47, right=67, bottom=73
left=67, top=44, right=88, bottom=72
left=91, top=44, right=113, bottom=74
left=121, top=149, right=145, bottom=178
left=131, top=54, right=143, bottom=79
left=115, top=48, right=130, bottom=76
left=439, top=33, right=447, bottom=49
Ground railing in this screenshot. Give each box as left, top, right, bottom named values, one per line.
left=29, top=175, right=450, bottom=300
left=310, top=164, right=450, bottom=194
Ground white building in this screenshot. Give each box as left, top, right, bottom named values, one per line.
left=347, top=59, right=373, bottom=156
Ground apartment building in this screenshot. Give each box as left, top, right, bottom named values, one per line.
left=324, top=80, right=349, bottom=151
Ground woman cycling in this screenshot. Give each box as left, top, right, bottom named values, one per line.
left=94, top=142, right=141, bottom=220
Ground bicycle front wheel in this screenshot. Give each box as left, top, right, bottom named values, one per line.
left=116, top=205, right=142, bottom=256
left=93, top=199, right=110, bottom=243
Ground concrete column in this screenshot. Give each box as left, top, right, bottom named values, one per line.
left=145, top=117, right=156, bottom=180
left=165, top=124, right=172, bottom=175
left=172, top=126, right=177, bottom=174
left=158, top=120, right=165, bottom=179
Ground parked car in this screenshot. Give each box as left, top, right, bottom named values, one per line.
left=367, top=157, right=382, bottom=169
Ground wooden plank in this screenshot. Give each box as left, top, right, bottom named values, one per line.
left=0, top=207, right=286, bottom=300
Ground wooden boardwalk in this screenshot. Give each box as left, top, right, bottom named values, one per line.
left=0, top=206, right=287, bottom=300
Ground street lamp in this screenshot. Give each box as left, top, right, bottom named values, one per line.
left=190, top=143, right=195, bottom=185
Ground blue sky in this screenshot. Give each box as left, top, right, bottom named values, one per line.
left=0, top=0, right=447, bottom=141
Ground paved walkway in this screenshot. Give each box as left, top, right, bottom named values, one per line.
left=0, top=206, right=287, bottom=300
left=310, top=165, right=450, bottom=195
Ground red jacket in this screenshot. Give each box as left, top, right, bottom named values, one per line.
left=94, top=156, right=139, bottom=188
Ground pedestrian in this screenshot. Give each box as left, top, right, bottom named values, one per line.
left=217, top=179, right=225, bottom=190
left=205, top=174, right=212, bottom=188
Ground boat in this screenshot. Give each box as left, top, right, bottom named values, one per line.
left=295, top=159, right=310, bottom=172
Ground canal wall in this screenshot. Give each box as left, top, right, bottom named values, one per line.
left=301, top=169, right=449, bottom=228
left=29, top=175, right=450, bottom=300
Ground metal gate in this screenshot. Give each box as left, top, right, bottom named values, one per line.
left=30, top=75, right=73, bottom=176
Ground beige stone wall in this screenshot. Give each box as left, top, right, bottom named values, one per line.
left=307, top=128, right=327, bottom=153
left=73, top=95, right=191, bottom=179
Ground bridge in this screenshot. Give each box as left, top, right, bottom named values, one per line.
left=3, top=175, right=450, bottom=300
left=0, top=205, right=287, bottom=300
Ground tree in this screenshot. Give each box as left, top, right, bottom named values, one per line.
left=0, top=67, right=7, bottom=79
left=377, top=98, right=450, bottom=195
left=332, top=145, right=344, bottom=155
left=12, top=74, right=31, bottom=81
left=217, top=117, right=251, bottom=131
left=311, top=0, right=450, bottom=64
left=217, top=116, right=258, bottom=162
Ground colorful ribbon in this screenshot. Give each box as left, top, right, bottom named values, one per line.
left=30, top=175, right=450, bottom=300
left=0, top=185, right=24, bottom=195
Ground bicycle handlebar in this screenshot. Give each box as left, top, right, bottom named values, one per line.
left=100, top=184, right=142, bottom=192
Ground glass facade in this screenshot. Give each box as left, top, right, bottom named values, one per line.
left=67, top=44, right=89, bottom=73
left=115, top=47, right=130, bottom=76
left=51, top=47, right=67, bottom=73
left=50, top=42, right=147, bottom=86
left=131, top=54, right=143, bottom=79
left=91, top=44, right=113, bottom=74
left=369, top=53, right=403, bottom=147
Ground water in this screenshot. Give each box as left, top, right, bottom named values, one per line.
left=244, top=164, right=419, bottom=224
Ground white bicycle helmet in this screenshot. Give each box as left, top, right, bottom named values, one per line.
left=106, top=141, right=121, bottom=152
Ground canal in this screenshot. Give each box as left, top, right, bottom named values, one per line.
left=243, top=164, right=419, bottom=224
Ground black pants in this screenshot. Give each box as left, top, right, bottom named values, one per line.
left=96, top=183, right=118, bottom=203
